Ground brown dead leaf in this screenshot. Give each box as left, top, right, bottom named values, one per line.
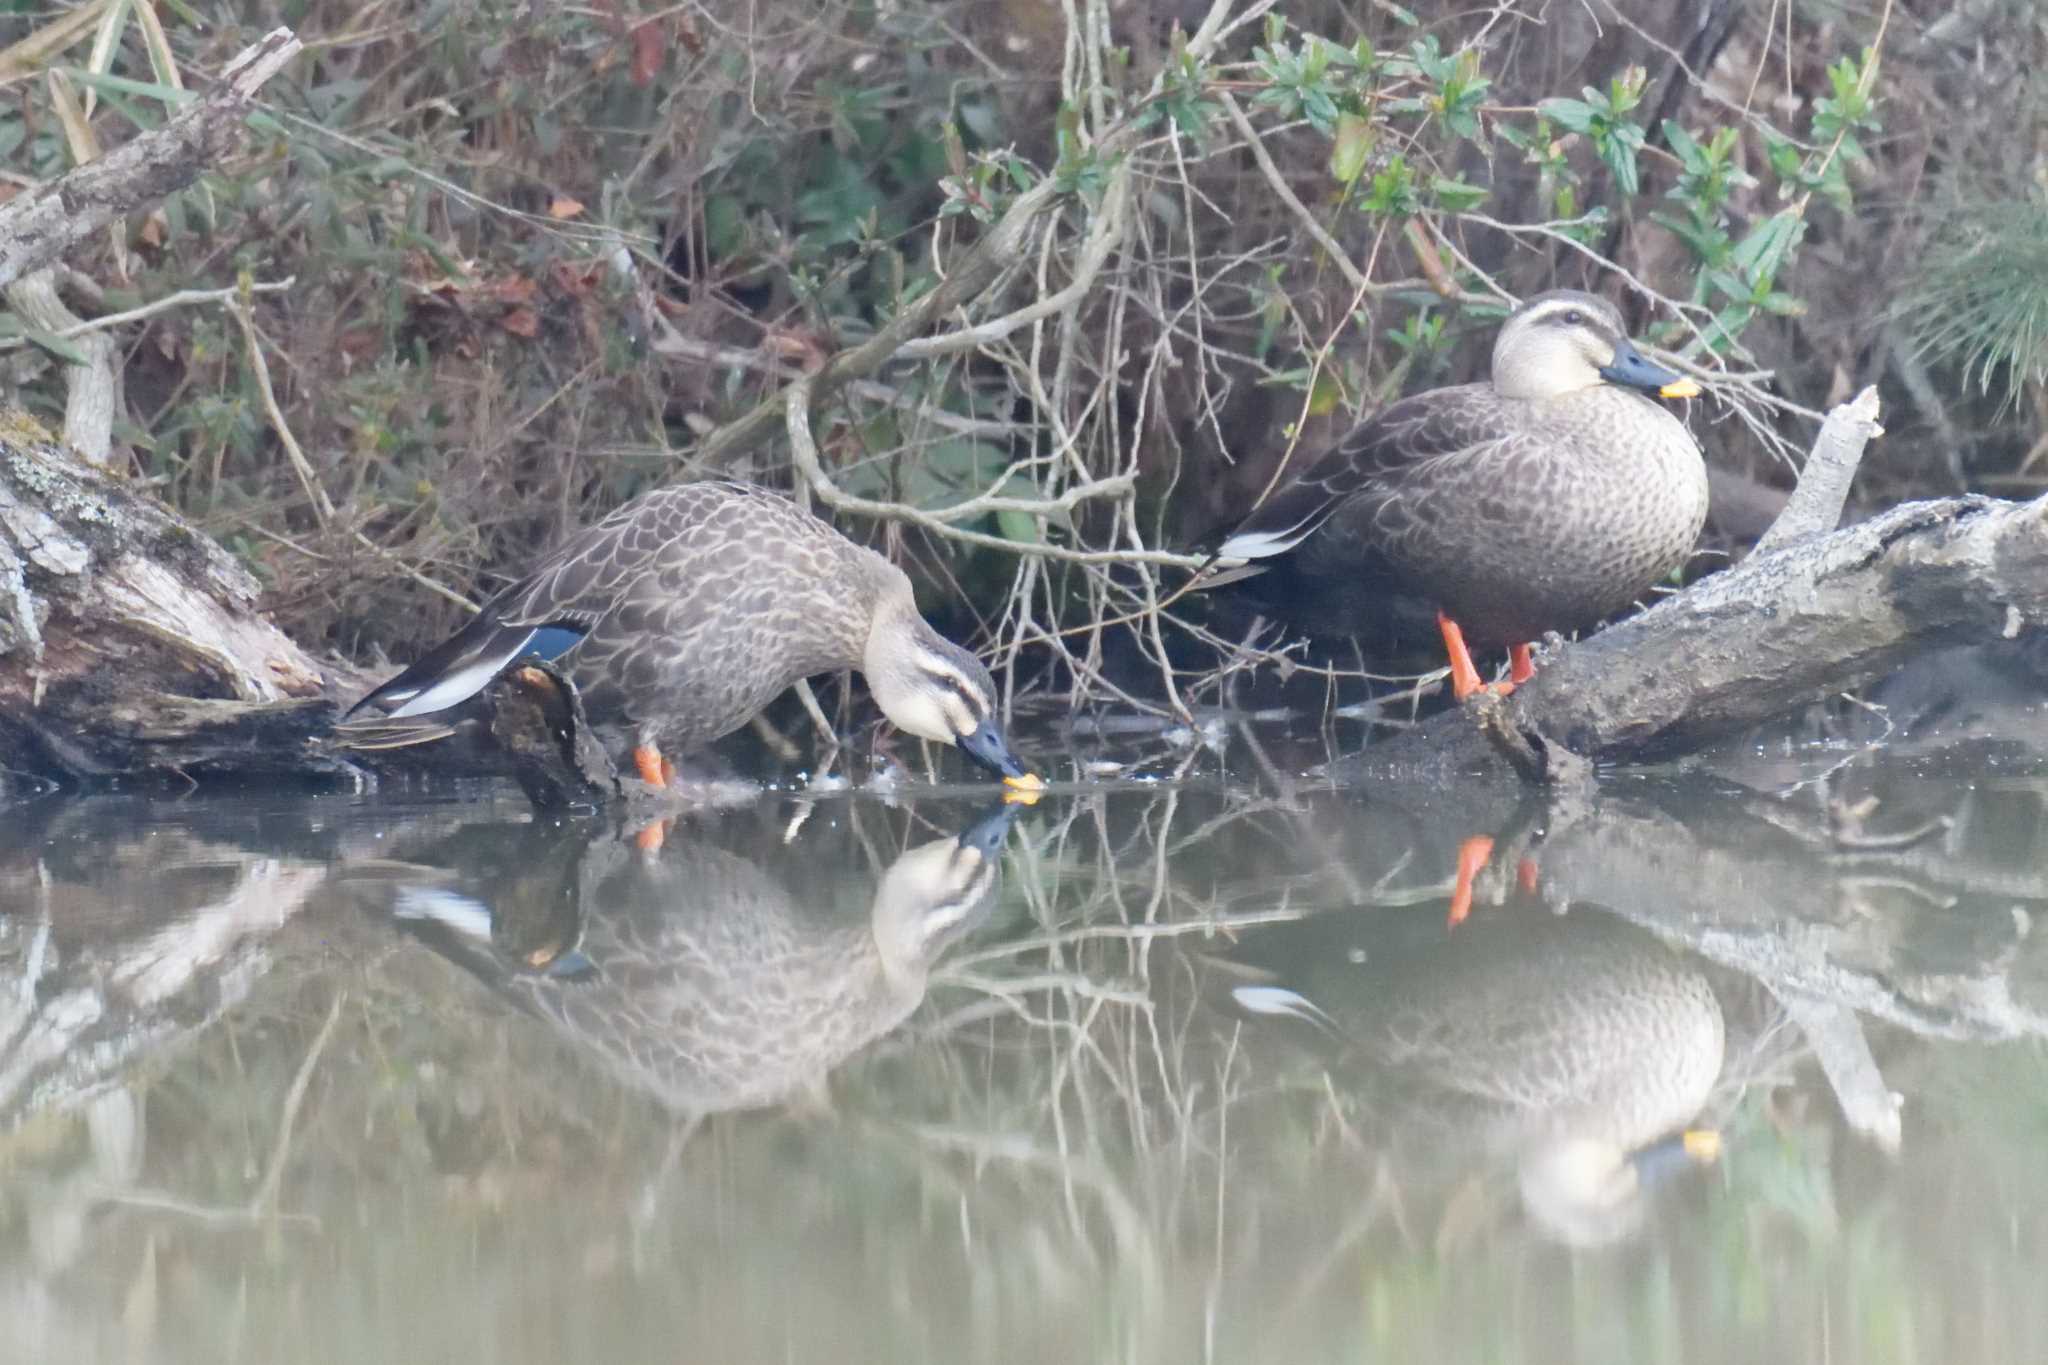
left=550, top=260, right=603, bottom=296
left=548, top=196, right=586, bottom=221
left=490, top=275, right=538, bottom=305
left=630, top=19, right=666, bottom=87
left=763, top=328, right=828, bottom=371
left=499, top=307, right=541, bottom=339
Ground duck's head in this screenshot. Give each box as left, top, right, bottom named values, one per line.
left=865, top=603, right=1031, bottom=783
left=1492, top=290, right=1702, bottom=403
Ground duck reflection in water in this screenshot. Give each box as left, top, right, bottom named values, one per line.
left=358, top=802, right=1019, bottom=1118
left=1229, top=903, right=1726, bottom=1248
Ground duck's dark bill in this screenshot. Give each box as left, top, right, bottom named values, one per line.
left=956, top=716, right=1031, bottom=782
left=1599, top=340, right=1698, bottom=400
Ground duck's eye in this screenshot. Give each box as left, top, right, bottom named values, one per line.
left=1563, top=308, right=1584, bottom=326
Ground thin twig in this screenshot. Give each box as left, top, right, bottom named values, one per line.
left=249, top=989, right=345, bottom=1216
left=230, top=285, right=334, bottom=527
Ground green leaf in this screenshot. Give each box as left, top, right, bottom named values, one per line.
left=21, top=328, right=92, bottom=366
left=1364, top=154, right=1418, bottom=216
left=1540, top=98, right=1597, bottom=134
left=996, top=508, right=1042, bottom=544
left=1430, top=175, right=1488, bottom=212
left=1730, top=209, right=1805, bottom=285
left=1330, top=113, right=1373, bottom=185
left=1662, top=119, right=1706, bottom=173
left=57, top=68, right=195, bottom=107
left=1599, top=136, right=1640, bottom=196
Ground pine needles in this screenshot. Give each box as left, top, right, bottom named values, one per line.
left=1899, top=200, right=2048, bottom=413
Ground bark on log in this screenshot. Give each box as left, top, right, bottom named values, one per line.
left=0, top=416, right=333, bottom=783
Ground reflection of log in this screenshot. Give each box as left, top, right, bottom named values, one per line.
left=1512, top=782, right=2048, bottom=1046
left=1338, top=390, right=2048, bottom=782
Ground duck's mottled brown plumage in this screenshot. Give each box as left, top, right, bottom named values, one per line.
left=342, top=480, right=1026, bottom=779
left=1218, top=290, right=1709, bottom=652
left=497, top=481, right=893, bottom=750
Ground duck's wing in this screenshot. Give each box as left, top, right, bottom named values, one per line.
left=1214, top=384, right=1509, bottom=561
left=344, top=484, right=741, bottom=721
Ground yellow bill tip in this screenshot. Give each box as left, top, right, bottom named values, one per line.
left=1659, top=377, right=1703, bottom=400
left=1002, top=771, right=1045, bottom=805
left=1681, top=1128, right=1722, bottom=1162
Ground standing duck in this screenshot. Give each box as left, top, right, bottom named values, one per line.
left=343, top=480, right=1030, bottom=787
left=1214, top=290, right=1707, bottom=698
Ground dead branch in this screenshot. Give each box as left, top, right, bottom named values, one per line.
left=1753, top=385, right=1884, bottom=552
left=0, top=29, right=301, bottom=291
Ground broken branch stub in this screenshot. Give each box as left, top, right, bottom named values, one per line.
left=0, top=28, right=301, bottom=292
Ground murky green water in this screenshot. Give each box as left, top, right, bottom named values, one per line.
left=6, top=743, right=2048, bottom=1362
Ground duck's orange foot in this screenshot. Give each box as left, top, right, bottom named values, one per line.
left=1509, top=641, right=1537, bottom=687
left=1437, top=618, right=1539, bottom=701
left=1437, top=612, right=1485, bottom=702
left=1447, top=835, right=1496, bottom=927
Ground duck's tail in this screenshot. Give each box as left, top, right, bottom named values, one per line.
left=341, top=617, right=588, bottom=727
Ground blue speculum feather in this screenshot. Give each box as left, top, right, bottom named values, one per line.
left=520, top=625, right=587, bottom=663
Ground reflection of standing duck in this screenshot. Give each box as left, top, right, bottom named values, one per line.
left=377, top=804, right=1017, bottom=1117
left=1235, top=907, right=1724, bottom=1246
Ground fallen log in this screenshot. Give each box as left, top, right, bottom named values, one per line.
left=0, top=413, right=335, bottom=784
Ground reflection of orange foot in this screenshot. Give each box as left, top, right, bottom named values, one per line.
left=632, top=818, right=670, bottom=853
left=633, top=743, right=668, bottom=788
left=1448, top=835, right=1495, bottom=927
left=1517, top=856, right=1540, bottom=895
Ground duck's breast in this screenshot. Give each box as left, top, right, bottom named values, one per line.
left=1368, top=387, right=1706, bottom=645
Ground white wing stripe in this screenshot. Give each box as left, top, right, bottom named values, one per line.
left=385, top=628, right=539, bottom=717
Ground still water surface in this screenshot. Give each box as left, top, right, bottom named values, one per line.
left=5, top=745, right=2048, bottom=1362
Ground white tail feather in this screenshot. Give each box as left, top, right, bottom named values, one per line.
left=1215, top=513, right=1325, bottom=561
